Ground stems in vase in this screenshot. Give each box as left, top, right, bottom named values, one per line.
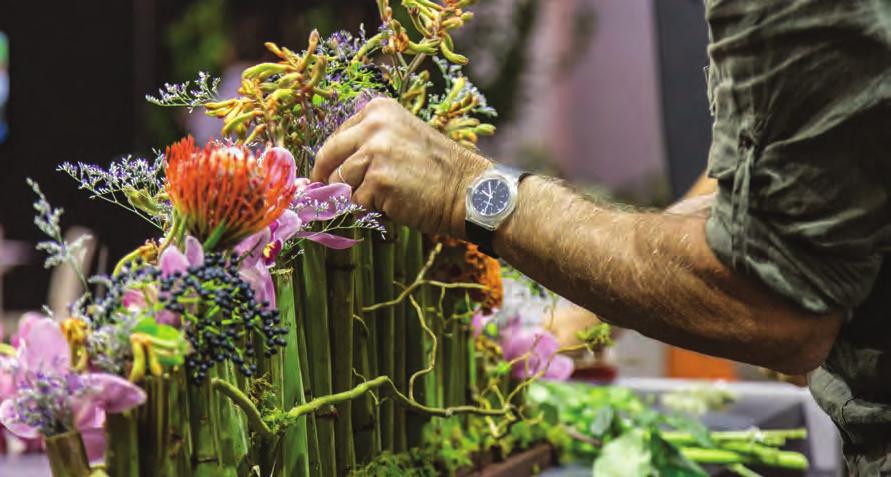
left=45, top=430, right=91, bottom=477
left=403, top=229, right=428, bottom=448
left=392, top=226, right=408, bottom=452
left=301, top=242, right=338, bottom=477
left=105, top=411, right=139, bottom=477
left=352, top=230, right=379, bottom=464
left=373, top=222, right=397, bottom=452
left=292, top=267, right=322, bottom=476
left=327, top=229, right=358, bottom=475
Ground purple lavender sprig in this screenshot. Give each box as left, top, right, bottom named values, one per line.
left=58, top=153, right=169, bottom=229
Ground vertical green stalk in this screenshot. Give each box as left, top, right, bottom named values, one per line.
left=189, top=362, right=247, bottom=477
left=352, top=231, right=379, bottom=464
left=443, top=296, right=467, bottom=407
left=403, top=230, right=428, bottom=448
left=45, top=430, right=91, bottom=477
left=251, top=327, right=277, bottom=474
left=292, top=268, right=322, bottom=476
left=140, top=372, right=191, bottom=477
left=373, top=222, right=396, bottom=452
left=301, top=243, right=337, bottom=477
left=392, top=226, right=408, bottom=452
left=275, top=272, right=310, bottom=477
left=327, top=231, right=357, bottom=475
left=105, top=411, right=139, bottom=477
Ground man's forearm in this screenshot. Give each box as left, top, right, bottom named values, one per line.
left=490, top=176, right=841, bottom=374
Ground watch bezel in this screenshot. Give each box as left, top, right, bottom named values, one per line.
left=465, top=168, right=519, bottom=231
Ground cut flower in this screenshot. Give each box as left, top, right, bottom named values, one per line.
left=165, top=138, right=297, bottom=250
left=0, top=316, right=146, bottom=461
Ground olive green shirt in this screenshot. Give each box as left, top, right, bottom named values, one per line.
left=703, top=1, right=891, bottom=473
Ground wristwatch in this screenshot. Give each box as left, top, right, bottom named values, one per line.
left=464, top=164, right=530, bottom=258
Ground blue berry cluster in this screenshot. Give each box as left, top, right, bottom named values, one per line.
left=159, top=252, right=289, bottom=381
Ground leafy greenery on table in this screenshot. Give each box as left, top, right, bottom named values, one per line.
left=527, top=381, right=809, bottom=477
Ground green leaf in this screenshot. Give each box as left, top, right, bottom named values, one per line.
left=540, top=403, right=560, bottom=426
left=589, top=406, right=614, bottom=437
left=133, top=317, right=159, bottom=335
left=664, top=414, right=714, bottom=448
left=649, top=434, right=708, bottom=477
left=592, top=429, right=654, bottom=477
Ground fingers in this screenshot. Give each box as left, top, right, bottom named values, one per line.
left=312, top=123, right=369, bottom=182
left=327, top=153, right=371, bottom=190
left=311, top=97, right=395, bottom=183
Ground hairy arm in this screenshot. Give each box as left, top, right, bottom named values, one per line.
left=492, top=176, right=842, bottom=374
left=313, top=98, right=842, bottom=375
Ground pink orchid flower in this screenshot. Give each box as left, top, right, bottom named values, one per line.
left=0, top=316, right=146, bottom=461
left=500, top=321, right=574, bottom=381
left=291, top=179, right=361, bottom=250
left=234, top=210, right=302, bottom=309
left=149, top=235, right=205, bottom=326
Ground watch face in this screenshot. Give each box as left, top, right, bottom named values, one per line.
left=471, top=178, right=512, bottom=217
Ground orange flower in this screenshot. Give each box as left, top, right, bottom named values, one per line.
left=165, top=137, right=296, bottom=249
left=432, top=236, right=503, bottom=314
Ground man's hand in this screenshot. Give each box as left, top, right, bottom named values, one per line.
left=312, top=97, right=490, bottom=236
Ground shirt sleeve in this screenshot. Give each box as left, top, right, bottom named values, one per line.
left=702, top=0, right=891, bottom=314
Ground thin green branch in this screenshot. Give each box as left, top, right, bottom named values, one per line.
left=275, top=375, right=510, bottom=433
left=211, top=378, right=275, bottom=439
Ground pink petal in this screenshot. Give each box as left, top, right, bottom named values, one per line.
left=0, top=362, right=14, bottom=400
left=273, top=210, right=303, bottom=243
left=239, top=263, right=276, bottom=309
left=72, top=398, right=104, bottom=429
left=11, top=312, right=45, bottom=348
left=543, top=355, right=575, bottom=381
left=79, top=426, right=107, bottom=463
left=235, top=228, right=271, bottom=268
left=500, top=328, right=535, bottom=362
left=19, top=318, right=70, bottom=374
left=262, top=147, right=297, bottom=188
left=159, top=245, right=189, bottom=278
left=122, top=289, right=146, bottom=310
left=295, top=231, right=360, bottom=250
left=471, top=311, right=489, bottom=338
left=83, top=374, right=147, bottom=414
left=184, top=235, right=205, bottom=267
left=156, top=310, right=181, bottom=327
left=295, top=182, right=352, bottom=222
left=0, top=399, right=39, bottom=439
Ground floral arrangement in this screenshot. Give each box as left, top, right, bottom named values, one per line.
left=0, top=2, right=587, bottom=476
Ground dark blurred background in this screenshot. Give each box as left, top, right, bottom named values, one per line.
left=0, top=0, right=711, bottom=329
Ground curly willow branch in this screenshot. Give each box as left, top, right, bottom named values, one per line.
left=361, top=243, right=489, bottom=313
left=407, top=292, right=436, bottom=401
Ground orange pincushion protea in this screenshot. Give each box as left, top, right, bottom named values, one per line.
left=165, top=137, right=296, bottom=249
left=431, top=236, right=503, bottom=314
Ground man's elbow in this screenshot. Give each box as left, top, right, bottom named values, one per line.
left=764, top=313, right=843, bottom=376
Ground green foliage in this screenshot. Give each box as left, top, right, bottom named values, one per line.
left=576, top=323, right=613, bottom=352
left=527, top=381, right=808, bottom=477
left=592, top=429, right=655, bottom=477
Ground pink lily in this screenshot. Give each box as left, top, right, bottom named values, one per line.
left=0, top=316, right=146, bottom=461
left=500, top=322, right=574, bottom=381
